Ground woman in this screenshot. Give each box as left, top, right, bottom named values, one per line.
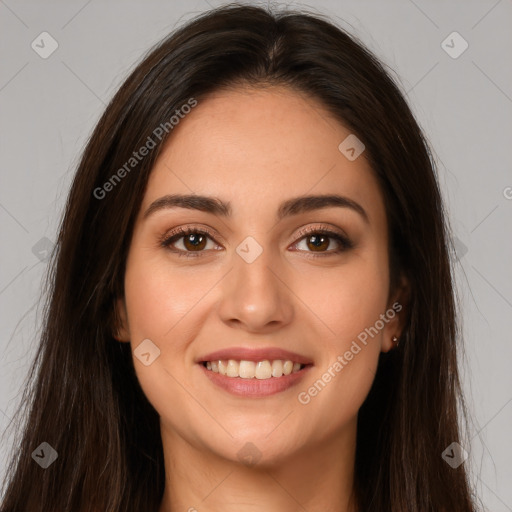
left=0, top=4, right=478, bottom=511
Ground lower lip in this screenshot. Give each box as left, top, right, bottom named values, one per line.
left=199, top=363, right=312, bottom=397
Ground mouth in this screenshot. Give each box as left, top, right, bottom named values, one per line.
left=201, top=359, right=308, bottom=379
left=196, top=347, right=313, bottom=397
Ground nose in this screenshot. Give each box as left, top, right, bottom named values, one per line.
left=216, top=243, right=294, bottom=333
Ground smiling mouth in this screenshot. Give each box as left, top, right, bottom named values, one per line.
left=201, top=359, right=308, bottom=379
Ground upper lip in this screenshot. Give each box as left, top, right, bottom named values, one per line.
left=197, top=347, right=313, bottom=365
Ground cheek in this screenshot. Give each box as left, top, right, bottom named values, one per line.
left=122, top=257, right=214, bottom=435
left=295, top=253, right=389, bottom=347
left=123, top=255, right=219, bottom=342
left=292, top=252, right=388, bottom=424
left=121, top=253, right=224, bottom=405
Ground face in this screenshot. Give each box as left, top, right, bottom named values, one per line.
left=116, top=86, right=407, bottom=465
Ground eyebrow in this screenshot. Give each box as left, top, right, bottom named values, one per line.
left=143, top=193, right=369, bottom=223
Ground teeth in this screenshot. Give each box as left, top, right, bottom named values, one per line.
left=218, top=360, right=228, bottom=376
left=203, top=359, right=305, bottom=379
left=226, top=360, right=238, bottom=377
left=283, top=360, right=293, bottom=375
left=255, top=360, right=272, bottom=379
left=239, top=360, right=256, bottom=378
left=271, top=360, right=283, bottom=377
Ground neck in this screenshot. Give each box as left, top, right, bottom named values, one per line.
left=158, top=419, right=358, bottom=512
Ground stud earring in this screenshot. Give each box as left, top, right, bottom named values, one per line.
left=391, top=335, right=399, bottom=348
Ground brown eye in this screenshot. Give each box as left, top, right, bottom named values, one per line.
left=161, top=228, right=219, bottom=256
left=292, top=227, right=353, bottom=257
left=304, top=233, right=330, bottom=252
left=182, top=232, right=207, bottom=251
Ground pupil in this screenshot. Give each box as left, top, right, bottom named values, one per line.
left=189, top=234, right=202, bottom=246
left=309, top=234, right=328, bottom=251
left=311, top=235, right=323, bottom=246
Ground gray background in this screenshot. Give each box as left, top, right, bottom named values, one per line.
left=1, top=0, right=511, bottom=509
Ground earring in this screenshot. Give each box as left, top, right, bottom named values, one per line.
left=392, top=335, right=400, bottom=348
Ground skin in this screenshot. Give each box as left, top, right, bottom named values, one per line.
left=115, top=85, right=409, bottom=512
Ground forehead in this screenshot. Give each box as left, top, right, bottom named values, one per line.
left=141, top=86, right=386, bottom=227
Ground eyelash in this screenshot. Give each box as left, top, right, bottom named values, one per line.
left=159, top=225, right=353, bottom=259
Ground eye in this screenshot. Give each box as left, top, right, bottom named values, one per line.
left=291, top=226, right=353, bottom=257
left=160, top=225, right=353, bottom=258
left=160, top=227, right=220, bottom=257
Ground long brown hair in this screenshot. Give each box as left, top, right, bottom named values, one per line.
left=0, top=4, right=478, bottom=511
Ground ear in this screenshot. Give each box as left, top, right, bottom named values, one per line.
left=112, top=296, right=131, bottom=343
left=381, top=273, right=410, bottom=353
